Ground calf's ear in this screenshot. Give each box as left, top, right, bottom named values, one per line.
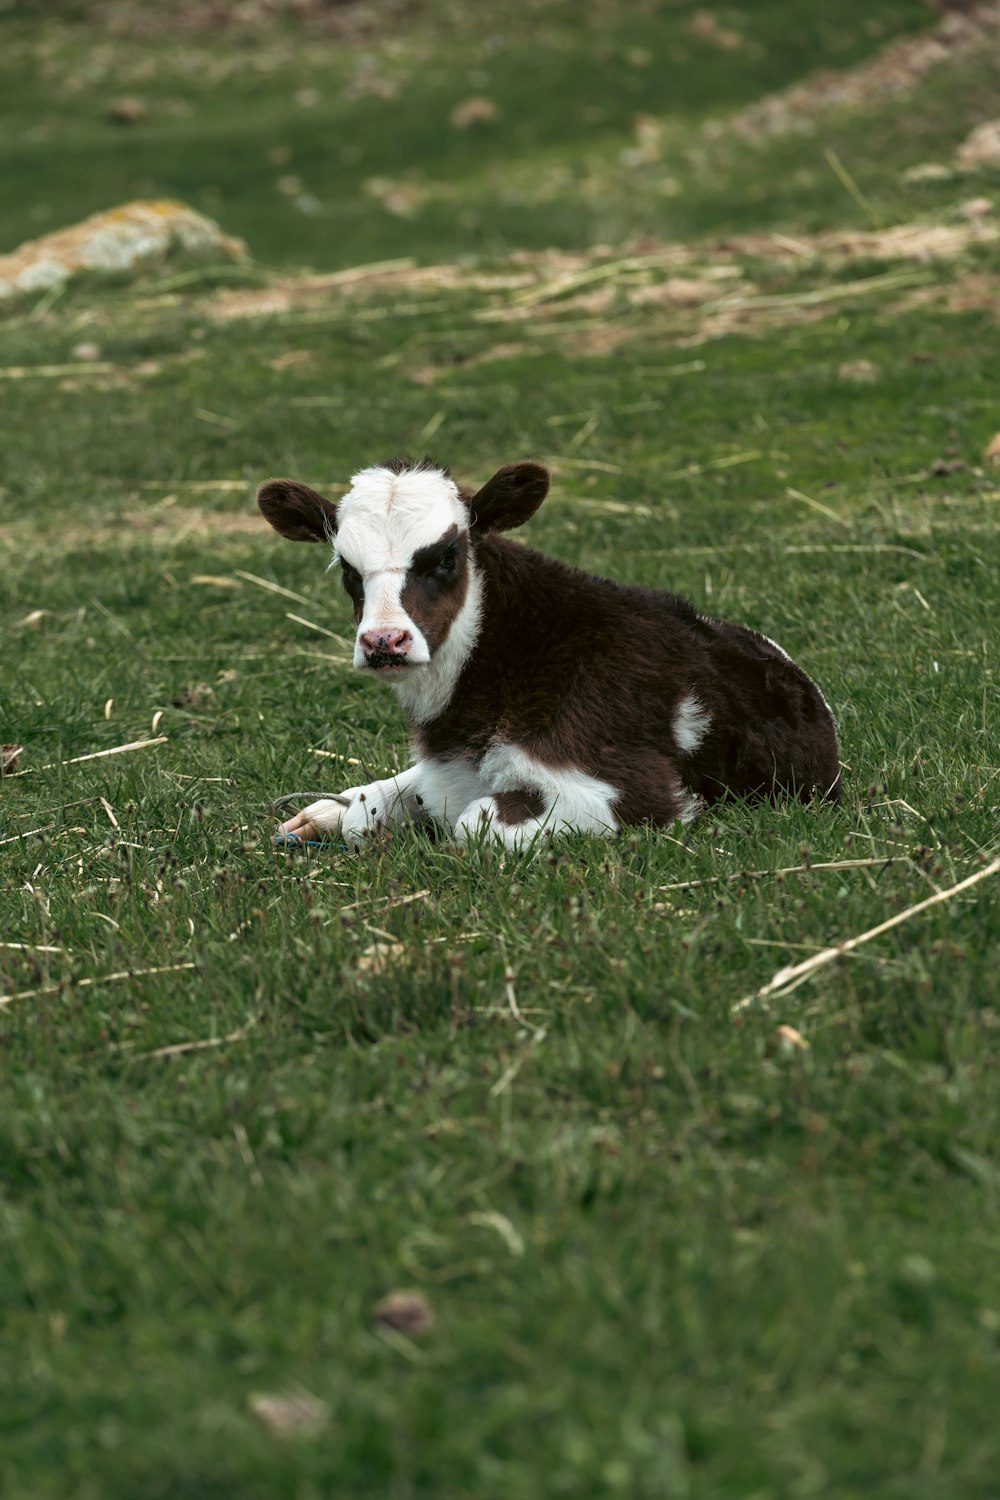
left=257, top=478, right=339, bottom=543
left=467, top=461, right=549, bottom=535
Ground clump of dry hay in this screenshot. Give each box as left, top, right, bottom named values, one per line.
left=202, top=205, right=997, bottom=330
left=705, top=2, right=1000, bottom=142
left=83, top=0, right=416, bottom=39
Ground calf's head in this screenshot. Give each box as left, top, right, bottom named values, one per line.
left=258, top=458, right=549, bottom=675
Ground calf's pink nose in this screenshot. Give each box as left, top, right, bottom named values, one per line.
left=360, top=627, right=412, bottom=656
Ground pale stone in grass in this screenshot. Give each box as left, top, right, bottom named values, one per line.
left=957, top=119, right=1000, bottom=171
left=687, top=11, right=745, bottom=50
left=902, top=161, right=954, bottom=183
left=356, top=942, right=406, bottom=976
left=363, top=178, right=427, bottom=218
left=108, top=96, right=149, bottom=124
left=0, top=200, right=246, bottom=302
left=838, top=359, right=879, bottom=383
left=374, top=1291, right=435, bottom=1337
left=449, top=97, right=499, bottom=129
left=959, top=196, right=993, bottom=218
left=774, top=1024, right=810, bottom=1054
left=898, top=1252, right=936, bottom=1289
left=248, top=1390, right=326, bottom=1438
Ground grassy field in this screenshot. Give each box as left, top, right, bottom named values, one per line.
left=2, top=2, right=1000, bottom=1496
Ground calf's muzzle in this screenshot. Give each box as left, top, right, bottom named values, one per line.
left=360, top=627, right=413, bottom=667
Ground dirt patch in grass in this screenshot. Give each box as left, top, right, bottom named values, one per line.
left=401, top=264, right=973, bottom=374
left=889, top=268, right=1000, bottom=316
left=706, top=2, right=1000, bottom=141
left=203, top=257, right=570, bottom=322
left=367, top=208, right=997, bottom=370
left=86, top=0, right=422, bottom=40
left=411, top=340, right=547, bottom=385
left=560, top=254, right=998, bottom=356
left=0, top=500, right=264, bottom=552
left=719, top=209, right=997, bottom=264
left=201, top=208, right=997, bottom=336
left=956, top=117, right=1000, bottom=168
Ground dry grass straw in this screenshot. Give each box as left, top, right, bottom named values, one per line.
left=234, top=570, right=315, bottom=606
left=511, top=252, right=691, bottom=310
left=822, top=148, right=881, bottom=230
left=489, top=1024, right=549, bottom=1098
left=285, top=613, right=352, bottom=650
left=659, top=855, right=904, bottom=895
left=7, top=736, right=168, bottom=777
left=132, top=1020, right=256, bottom=1061
left=701, top=267, right=933, bottom=317
left=2, top=960, right=198, bottom=1007
left=0, top=363, right=118, bottom=380
left=308, top=748, right=363, bottom=765
left=338, top=888, right=431, bottom=917
left=0, top=824, right=58, bottom=847
left=498, top=934, right=525, bottom=1024
left=135, top=480, right=251, bottom=491
left=733, top=856, right=1000, bottom=1013
left=0, top=941, right=65, bottom=953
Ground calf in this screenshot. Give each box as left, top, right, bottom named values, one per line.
left=258, top=458, right=840, bottom=848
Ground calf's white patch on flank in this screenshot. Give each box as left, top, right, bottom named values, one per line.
left=454, top=796, right=543, bottom=851
left=673, top=693, right=712, bottom=755
left=476, top=742, right=619, bottom=838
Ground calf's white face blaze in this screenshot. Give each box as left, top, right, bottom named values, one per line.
left=333, top=463, right=475, bottom=675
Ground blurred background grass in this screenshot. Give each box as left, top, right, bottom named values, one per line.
left=2, top=3, right=999, bottom=1497
left=2, top=0, right=982, bottom=270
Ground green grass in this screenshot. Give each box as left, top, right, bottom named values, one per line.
left=2, top=3, right=1000, bottom=1496
left=0, top=0, right=961, bottom=268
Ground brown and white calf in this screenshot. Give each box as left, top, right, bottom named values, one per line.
left=258, top=458, right=840, bottom=849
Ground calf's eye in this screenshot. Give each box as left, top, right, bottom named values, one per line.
left=341, top=561, right=363, bottom=596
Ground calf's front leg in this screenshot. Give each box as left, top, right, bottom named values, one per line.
left=277, top=763, right=427, bottom=845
